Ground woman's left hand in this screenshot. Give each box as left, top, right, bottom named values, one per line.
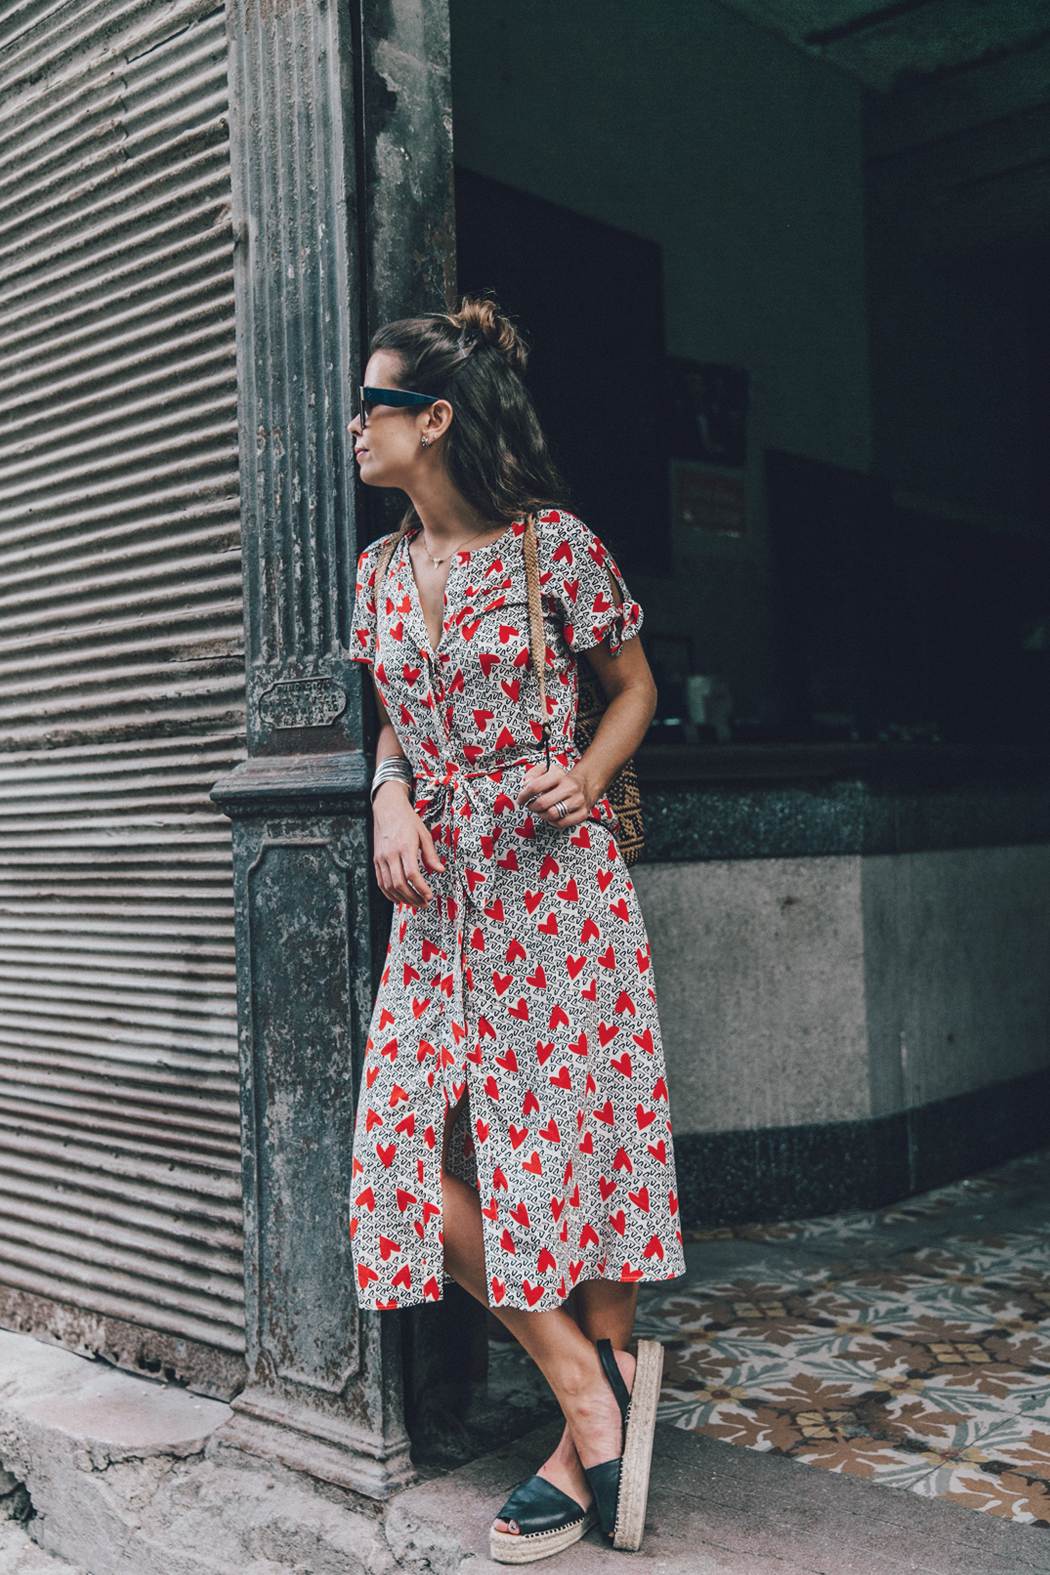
left=515, top=762, right=593, bottom=827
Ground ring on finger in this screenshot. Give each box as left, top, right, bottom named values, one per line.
left=554, top=800, right=569, bottom=820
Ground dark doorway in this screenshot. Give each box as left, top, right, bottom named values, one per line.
left=455, top=166, right=671, bottom=578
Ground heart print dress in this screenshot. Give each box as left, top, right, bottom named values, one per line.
left=349, top=509, right=685, bottom=1311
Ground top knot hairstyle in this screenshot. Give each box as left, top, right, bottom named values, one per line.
left=369, top=296, right=565, bottom=526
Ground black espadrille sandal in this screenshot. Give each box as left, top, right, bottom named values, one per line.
left=489, top=1475, right=597, bottom=1564
left=584, top=1338, right=664, bottom=1552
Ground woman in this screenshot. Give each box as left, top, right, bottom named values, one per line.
left=348, top=298, right=685, bottom=1562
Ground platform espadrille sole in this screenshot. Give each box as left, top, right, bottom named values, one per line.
left=612, top=1339, right=663, bottom=1551
left=489, top=1506, right=597, bottom=1564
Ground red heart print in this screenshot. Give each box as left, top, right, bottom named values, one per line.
left=629, top=1187, right=650, bottom=1212
left=461, top=617, right=482, bottom=640
left=548, top=1065, right=572, bottom=1089
left=507, top=937, right=527, bottom=964
left=609, top=1210, right=626, bottom=1236
left=540, top=855, right=560, bottom=879
left=526, top=964, right=547, bottom=988
left=497, top=847, right=519, bottom=871
left=522, top=1151, right=543, bottom=1175
left=570, top=1259, right=585, bottom=1283
left=580, top=1222, right=599, bottom=1248
left=553, top=540, right=573, bottom=564
left=596, top=869, right=614, bottom=893
left=492, top=971, right=512, bottom=996
left=376, top=1144, right=396, bottom=1168
left=380, top=1038, right=398, bottom=1060
left=365, top=1109, right=383, bottom=1132
left=356, top=1186, right=376, bottom=1211
left=598, top=1022, right=620, bottom=1047
left=510, top=1201, right=531, bottom=1227
left=475, top=1120, right=490, bottom=1144
left=581, top=978, right=597, bottom=1002
left=482, top=1197, right=499, bottom=1219
left=610, top=1054, right=633, bottom=1078
left=464, top=869, right=485, bottom=894
left=557, top=879, right=579, bottom=902
left=599, top=1176, right=617, bottom=1200
left=643, top=1236, right=664, bottom=1260
left=493, top=1167, right=508, bottom=1190
left=566, top=955, right=587, bottom=979
left=496, top=1047, right=518, bottom=1072
left=366, top=1066, right=379, bottom=1088
left=580, top=916, right=600, bottom=943
left=621, top=1265, right=645, bottom=1282
left=636, top=947, right=650, bottom=972
left=389, top=621, right=404, bottom=642
left=524, top=1088, right=541, bottom=1114
left=616, top=990, right=636, bottom=1016
left=551, top=1197, right=565, bottom=1220
left=388, top=1085, right=408, bottom=1107
left=593, top=1100, right=615, bottom=1125
left=478, top=1017, right=497, bottom=1039
left=508, top=998, right=530, bottom=1020
left=523, top=1280, right=545, bottom=1307
left=562, top=576, right=579, bottom=601
left=579, top=1130, right=594, bottom=1153
left=411, top=998, right=430, bottom=1019
left=495, top=792, right=516, bottom=814
left=509, top=1124, right=528, bottom=1149
left=538, top=1247, right=557, bottom=1272
left=636, top=1105, right=656, bottom=1129
left=613, top=1147, right=634, bottom=1172
left=501, top=678, right=521, bottom=702
left=549, top=1004, right=569, bottom=1029
left=357, top=1264, right=379, bottom=1288
left=394, top=1113, right=415, bottom=1135
left=392, top=1265, right=412, bottom=1290
left=484, top=1075, right=500, bottom=1100
left=632, top=1028, right=654, bottom=1054
left=491, top=1277, right=506, bottom=1303
left=538, top=913, right=559, bottom=935
left=498, top=623, right=519, bottom=643
left=609, top=898, right=630, bottom=921
left=539, top=1119, right=560, bottom=1142
left=653, top=1076, right=668, bottom=1101
left=479, top=651, right=500, bottom=676
left=403, top=663, right=421, bottom=685
left=470, top=927, right=485, bottom=950
left=567, top=1033, right=588, bottom=1056
left=378, top=1235, right=401, bottom=1261
left=403, top=963, right=420, bottom=985
left=647, top=1140, right=667, bottom=1164
left=379, top=1007, right=395, bottom=1028
left=571, top=824, right=591, bottom=848
left=524, top=889, right=543, bottom=914
left=669, top=1191, right=679, bottom=1216
left=485, top=897, right=505, bottom=921
left=500, top=1229, right=516, bottom=1254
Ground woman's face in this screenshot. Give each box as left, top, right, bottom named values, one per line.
left=349, top=350, right=442, bottom=489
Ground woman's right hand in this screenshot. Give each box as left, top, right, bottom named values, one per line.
left=372, top=783, right=444, bottom=907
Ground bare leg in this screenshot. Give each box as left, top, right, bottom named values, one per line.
left=441, top=1098, right=639, bottom=1537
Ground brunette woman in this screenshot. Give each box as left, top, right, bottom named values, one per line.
left=348, top=299, right=685, bottom=1562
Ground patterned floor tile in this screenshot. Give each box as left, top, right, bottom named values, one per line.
left=651, top=1149, right=1050, bottom=1528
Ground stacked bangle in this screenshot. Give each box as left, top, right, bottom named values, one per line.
left=371, top=755, right=414, bottom=805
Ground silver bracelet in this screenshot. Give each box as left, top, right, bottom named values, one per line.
left=371, top=756, right=414, bottom=805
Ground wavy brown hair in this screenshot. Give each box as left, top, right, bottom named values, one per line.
left=369, top=297, right=566, bottom=536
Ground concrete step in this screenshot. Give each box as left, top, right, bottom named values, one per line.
left=389, top=1419, right=1050, bottom=1575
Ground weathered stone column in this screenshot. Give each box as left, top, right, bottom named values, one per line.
left=211, top=0, right=454, bottom=1497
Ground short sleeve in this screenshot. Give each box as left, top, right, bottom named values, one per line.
left=541, top=510, right=643, bottom=655
left=350, top=539, right=384, bottom=665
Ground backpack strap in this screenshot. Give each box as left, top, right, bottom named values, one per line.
left=522, top=513, right=551, bottom=768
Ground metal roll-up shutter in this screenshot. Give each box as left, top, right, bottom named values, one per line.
left=0, top=0, right=246, bottom=1397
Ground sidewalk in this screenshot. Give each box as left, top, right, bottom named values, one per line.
left=1, top=1150, right=1049, bottom=1573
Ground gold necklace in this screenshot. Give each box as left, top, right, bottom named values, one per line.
left=421, top=525, right=497, bottom=569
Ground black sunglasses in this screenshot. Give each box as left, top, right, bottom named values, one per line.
left=358, top=385, right=438, bottom=427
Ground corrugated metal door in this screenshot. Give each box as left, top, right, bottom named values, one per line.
left=0, top=0, right=246, bottom=1397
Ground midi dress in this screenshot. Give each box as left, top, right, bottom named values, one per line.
left=349, top=509, right=686, bottom=1312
